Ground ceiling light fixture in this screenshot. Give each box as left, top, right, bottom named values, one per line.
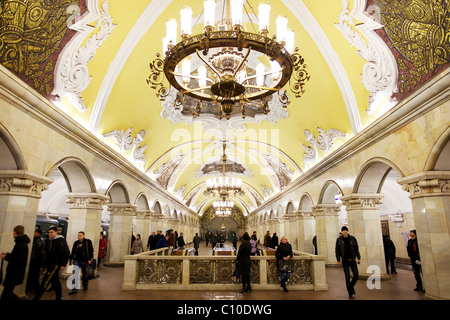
left=147, top=0, right=310, bottom=120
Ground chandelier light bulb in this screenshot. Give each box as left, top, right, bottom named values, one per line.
left=286, top=29, right=295, bottom=53
left=182, top=58, right=191, bottom=85
left=256, top=63, right=265, bottom=86
left=166, top=19, right=178, bottom=45
left=162, top=36, right=169, bottom=57
left=258, top=2, right=270, bottom=34
left=231, top=0, right=244, bottom=27
left=198, top=65, right=207, bottom=87
left=271, top=60, right=281, bottom=82
left=276, top=15, right=288, bottom=44
left=180, top=6, right=193, bottom=37
left=204, top=0, right=216, bottom=30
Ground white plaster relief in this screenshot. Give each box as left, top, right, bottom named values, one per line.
left=335, top=0, right=398, bottom=114
left=303, top=127, right=348, bottom=166
left=103, top=127, right=147, bottom=164
left=53, top=0, right=116, bottom=112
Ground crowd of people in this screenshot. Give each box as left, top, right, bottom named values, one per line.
left=0, top=224, right=425, bottom=300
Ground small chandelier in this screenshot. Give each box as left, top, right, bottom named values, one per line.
left=204, top=141, right=244, bottom=197
left=147, top=0, right=310, bottom=120
left=215, top=208, right=232, bottom=215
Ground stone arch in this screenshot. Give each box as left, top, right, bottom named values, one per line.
left=135, top=193, right=150, bottom=210
left=424, top=126, right=450, bottom=171
left=163, top=205, right=171, bottom=218
left=153, top=200, right=162, bottom=214
left=46, top=157, right=96, bottom=193
left=276, top=205, right=283, bottom=217
left=0, top=123, right=27, bottom=170
left=106, top=180, right=130, bottom=203
left=353, top=157, right=405, bottom=194
left=318, top=180, right=344, bottom=204
left=285, top=201, right=295, bottom=215
left=269, top=210, right=275, bottom=219
left=299, top=193, right=314, bottom=210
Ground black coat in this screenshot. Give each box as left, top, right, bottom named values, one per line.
left=335, top=235, right=361, bottom=262
left=236, top=241, right=252, bottom=276
left=70, top=238, right=94, bottom=262
left=43, top=235, right=70, bottom=268
left=275, top=242, right=293, bottom=261
left=3, top=234, right=30, bottom=286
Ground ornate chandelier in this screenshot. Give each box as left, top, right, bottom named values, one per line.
left=213, top=199, right=234, bottom=216
left=147, top=0, right=310, bottom=120
left=204, top=141, right=244, bottom=197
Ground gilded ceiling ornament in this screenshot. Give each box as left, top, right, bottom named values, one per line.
left=0, top=0, right=78, bottom=95
left=371, top=0, right=449, bottom=98
left=201, top=205, right=246, bottom=229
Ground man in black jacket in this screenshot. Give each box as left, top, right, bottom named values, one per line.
left=1, top=225, right=30, bottom=300
left=335, top=226, right=361, bottom=298
left=33, top=226, right=70, bottom=300
left=26, top=228, right=44, bottom=295
left=69, top=231, right=94, bottom=294
left=407, top=229, right=423, bottom=292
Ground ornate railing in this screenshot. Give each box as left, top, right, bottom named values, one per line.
left=122, top=248, right=327, bottom=291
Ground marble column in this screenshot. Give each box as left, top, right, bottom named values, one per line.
left=65, top=193, right=109, bottom=263
left=340, top=194, right=388, bottom=279
left=134, top=210, right=151, bottom=249
left=312, top=204, right=341, bottom=265
left=296, top=210, right=315, bottom=254
left=0, top=170, right=52, bottom=297
left=398, top=171, right=450, bottom=300
left=106, top=203, right=136, bottom=265
left=282, top=213, right=298, bottom=250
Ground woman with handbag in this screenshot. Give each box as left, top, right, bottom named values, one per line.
left=275, top=236, right=293, bottom=292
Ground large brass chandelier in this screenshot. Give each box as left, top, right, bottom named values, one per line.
left=204, top=141, right=244, bottom=198
left=147, top=0, right=310, bottom=120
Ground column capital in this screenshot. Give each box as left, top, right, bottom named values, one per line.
left=295, top=209, right=314, bottom=219
left=0, top=170, right=53, bottom=198
left=107, top=203, right=137, bottom=216
left=397, top=171, right=450, bottom=199
left=311, top=204, right=341, bottom=216
left=340, top=193, right=384, bottom=210
left=66, top=193, right=109, bottom=209
left=281, top=213, right=298, bottom=222
left=135, top=210, right=151, bottom=218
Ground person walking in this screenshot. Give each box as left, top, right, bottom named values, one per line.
left=250, top=235, right=257, bottom=256
left=1, top=225, right=30, bottom=300
left=177, top=233, right=185, bottom=249
left=147, top=231, right=158, bottom=251
left=271, top=232, right=279, bottom=249
left=275, top=236, right=293, bottom=292
left=236, top=232, right=252, bottom=293
left=193, top=233, right=201, bottom=256
left=69, top=231, right=94, bottom=295
left=156, top=234, right=170, bottom=249
left=33, top=226, right=70, bottom=300
left=383, top=235, right=396, bottom=274
left=335, top=226, right=361, bottom=298
left=132, top=234, right=144, bottom=254
left=407, top=229, right=423, bottom=292
left=98, top=233, right=107, bottom=268
left=263, top=231, right=272, bottom=248
left=205, top=231, right=210, bottom=247
left=26, top=228, right=44, bottom=295
left=231, top=232, right=238, bottom=250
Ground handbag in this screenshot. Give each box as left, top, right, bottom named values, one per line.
left=233, top=262, right=240, bottom=279
left=85, top=263, right=95, bottom=280
left=279, top=259, right=294, bottom=273
left=90, top=258, right=97, bottom=270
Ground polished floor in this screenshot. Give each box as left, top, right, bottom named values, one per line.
left=34, top=241, right=429, bottom=301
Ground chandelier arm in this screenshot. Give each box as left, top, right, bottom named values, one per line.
left=169, top=71, right=215, bottom=84
left=180, top=86, right=212, bottom=94
left=245, top=85, right=281, bottom=91
left=232, top=46, right=252, bottom=78
left=241, top=66, right=286, bottom=83
left=196, top=48, right=222, bottom=79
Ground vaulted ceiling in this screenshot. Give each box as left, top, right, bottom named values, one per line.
left=1, top=0, right=448, bottom=216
